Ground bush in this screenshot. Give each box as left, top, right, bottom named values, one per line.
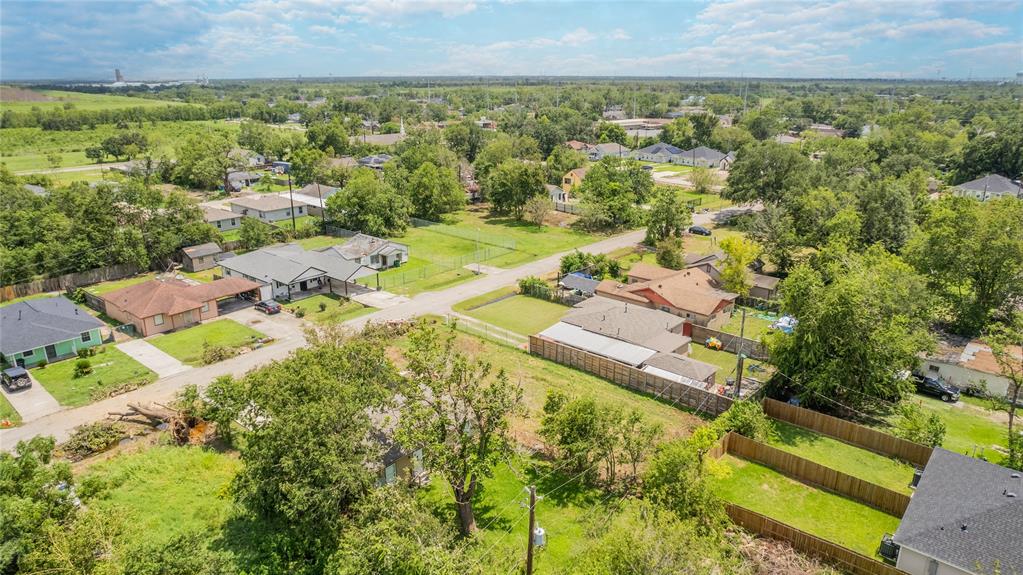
left=892, top=401, right=946, bottom=447
left=295, top=307, right=307, bottom=318
left=714, top=400, right=774, bottom=442
left=319, top=301, right=328, bottom=312
left=201, top=343, right=237, bottom=365
left=73, top=359, right=93, bottom=378
left=656, top=237, right=686, bottom=270
left=36, top=359, right=48, bottom=369
left=61, top=422, right=122, bottom=460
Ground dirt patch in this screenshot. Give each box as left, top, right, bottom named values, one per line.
left=0, top=86, right=55, bottom=103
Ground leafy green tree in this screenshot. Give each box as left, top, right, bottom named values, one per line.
left=643, top=435, right=724, bottom=531
left=396, top=321, right=523, bottom=535
left=742, top=205, right=800, bottom=274
left=326, top=168, right=411, bottom=236
left=523, top=194, right=554, bottom=227
left=688, top=167, right=718, bottom=195
left=289, top=146, right=328, bottom=187
left=444, top=120, right=487, bottom=162
left=544, top=145, right=586, bottom=185
left=766, top=247, right=934, bottom=410
left=724, top=141, right=812, bottom=205
left=856, top=178, right=914, bottom=252
left=741, top=110, right=780, bottom=140
left=645, top=187, right=691, bottom=245
left=656, top=237, right=686, bottom=270
left=688, top=112, right=720, bottom=146
left=578, top=156, right=654, bottom=230
left=596, top=121, right=627, bottom=145
left=954, top=121, right=1023, bottom=182
left=988, top=314, right=1023, bottom=470
left=306, top=117, right=349, bottom=155
left=660, top=117, right=695, bottom=149
left=84, top=146, right=105, bottom=163
left=172, top=132, right=235, bottom=190
left=484, top=160, right=545, bottom=218
left=407, top=161, right=464, bottom=220
left=719, top=236, right=762, bottom=297
left=238, top=217, right=273, bottom=250
left=892, top=401, right=947, bottom=448
left=559, top=251, right=621, bottom=279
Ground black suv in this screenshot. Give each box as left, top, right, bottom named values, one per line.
left=912, top=373, right=960, bottom=402
left=689, top=225, right=712, bottom=236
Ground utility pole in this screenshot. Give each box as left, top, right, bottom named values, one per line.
left=475, top=227, right=481, bottom=274
left=734, top=307, right=747, bottom=398
left=287, top=172, right=297, bottom=232
left=525, top=485, right=537, bottom=575
left=316, top=182, right=325, bottom=226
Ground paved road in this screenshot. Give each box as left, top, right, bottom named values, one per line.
left=0, top=214, right=739, bottom=449
left=14, top=161, right=131, bottom=176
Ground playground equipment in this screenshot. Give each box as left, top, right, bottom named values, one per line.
left=705, top=337, right=723, bottom=350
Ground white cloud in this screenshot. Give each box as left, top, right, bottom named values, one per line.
left=609, top=28, right=631, bottom=41
left=882, top=18, right=1008, bottom=39
left=560, top=27, right=596, bottom=46
left=946, top=40, right=1022, bottom=58
left=309, top=24, right=339, bottom=35
left=342, top=0, right=478, bottom=21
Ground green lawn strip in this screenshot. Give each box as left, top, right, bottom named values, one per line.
left=1, top=90, right=188, bottom=112
left=31, top=346, right=156, bottom=407
left=462, top=295, right=568, bottom=336
left=421, top=458, right=635, bottom=572
left=888, top=395, right=1009, bottom=464
left=0, top=292, right=60, bottom=307
left=272, top=215, right=319, bottom=230
left=148, top=319, right=267, bottom=366
left=768, top=420, right=915, bottom=493
left=85, top=273, right=158, bottom=295
left=710, top=455, right=900, bottom=557
left=685, top=225, right=746, bottom=256
left=687, top=346, right=740, bottom=385
left=81, top=445, right=240, bottom=550
left=718, top=306, right=777, bottom=338
left=284, top=293, right=374, bottom=324
left=0, top=393, right=22, bottom=426
left=452, top=286, right=518, bottom=313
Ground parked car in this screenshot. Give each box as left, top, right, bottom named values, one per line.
left=689, top=225, right=712, bottom=236
left=1, top=367, right=32, bottom=392
left=254, top=300, right=282, bottom=315
left=912, top=373, right=960, bottom=402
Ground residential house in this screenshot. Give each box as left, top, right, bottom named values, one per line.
left=327, top=233, right=409, bottom=270
left=920, top=335, right=1021, bottom=400
left=203, top=206, right=242, bottom=231
left=276, top=183, right=339, bottom=217
left=683, top=253, right=781, bottom=301
left=673, top=146, right=735, bottom=169
left=892, top=448, right=1022, bottom=575
left=562, top=167, right=588, bottom=193
left=369, top=406, right=426, bottom=486
left=538, top=297, right=718, bottom=387
left=545, top=184, right=567, bottom=203
left=474, top=117, right=497, bottom=130
left=219, top=243, right=374, bottom=301
left=271, top=160, right=291, bottom=174
left=180, top=242, right=223, bottom=273
left=953, top=174, right=1022, bottom=201
left=559, top=273, right=600, bottom=296
left=23, top=184, right=46, bottom=197
left=229, top=195, right=308, bottom=223
left=774, top=133, right=801, bottom=146
left=358, top=154, right=393, bottom=169
left=597, top=263, right=738, bottom=329
left=352, top=132, right=407, bottom=146
left=632, top=142, right=684, bottom=163
left=225, top=171, right=262, bottom=193
left=565, top=140, right=588, bottom=151
left=228, top=148, right=266, bottom=167
left=100, top=277, right=261, bottom=337
left=586, top=142, right=631, bottom=161
left=328, top=156, right=358, bottom=169
left=602, top=106, right=626, bottom=120
left=807, top=123, right=843, bottom=138
left=717, top=114, right=734, bottom=128
left=1, top=297, right=105, bottom=367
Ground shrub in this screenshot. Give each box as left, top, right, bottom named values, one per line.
left=77, top=348, right=90, bottom=359
left=201, top=343, right=237, bottom=365
left=61, top=422, right=122, bottom=460
left=295, top=307, right=307, bottom=318
left=36, top=359, right=48, bottom=369
left=714, top=400, right=774, bottom=442
left=319, top=301, right=328, bottom=312
left=73, top=359, right=93, bottom=378
left=892, top=401, right=946, bottom=447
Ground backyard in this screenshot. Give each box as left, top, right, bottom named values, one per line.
left=710, top=455, right=900, bottom=558
left=31, top=346, right=156, bottom=407
left=688, top=345, right=770, bottom=386
left=454, top=287, right=568, bottom=336
left=719, top=306, right=777, bottom=339
left=148, top=319, right=267, bottom=366
left=85, top=272, right=158, bottom=296
left=888, top=395, right=1009, bottom=464
left=284, top=293, right=375, bottom=324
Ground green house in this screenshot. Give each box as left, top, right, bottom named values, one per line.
left=1, top=297, right=105, bottom=368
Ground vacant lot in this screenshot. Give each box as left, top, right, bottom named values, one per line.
left=711, top=455, right=900, bottom=557
left=0, top=89, right=187, bottom=112
left=285, top=293, right=375, bottom=324
left=32, top=346, right=156, bottom=407
left=148, top=319, right=266, bottom=366
left=768, top=420, right=915, bottom=493
left=458, top=291, right=568, bottom=336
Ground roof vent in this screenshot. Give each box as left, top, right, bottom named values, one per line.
left=960, top=524, right=968, bottom=532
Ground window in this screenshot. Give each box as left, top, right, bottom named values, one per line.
left=154, top=314, right=165, bottom=326
left=80, top=331, right=91, bottom=343
left=928, top=365, right=939, bottom=373
left=201, top=302, right=210, bottom=313
left=660, top=306, right=670, bottom=312
left=21, top=348, right=34, bottom=357
left=285, top=210, right=291, bottom=217
left=298, top=206, right=304, bottom=214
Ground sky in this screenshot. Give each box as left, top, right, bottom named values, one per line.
left=1, top=0, right=1021, bottom=81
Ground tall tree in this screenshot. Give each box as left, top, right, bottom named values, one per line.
left=306, top=117, right=349, bottom=155
left=645, top=186, right=692, bottom=245
left=406, top=161, right=464, bottom=220
left=484, top=160, right=545, bottom=218
left=544, top=145, right=586, bottom=185
left=289, top=146, right=328, bottom=187
left=596, top=121, right=628, bottom=145
left=326, top=168, right=411, bottom=236
left=396, top=321, right=523, bottom=535
left=578, top=156, right=654, bottom=230
left=724, top=141, right=812, bottom=205
left=719, top=236, right=762, bottom=296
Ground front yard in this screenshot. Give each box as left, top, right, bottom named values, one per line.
left=0, top=393, right=21, bottom=425
left=710, top=455, right=900, bottom=558
left=148, top=319, right=267, bottom=366
left=32, top=346, right=157, bottom=407
left=284, top=294, right=375, bottom=324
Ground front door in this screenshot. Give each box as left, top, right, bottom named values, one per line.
left=44, top=344, right=57, bottom=360
left=300, top=280, right=308, bottom=291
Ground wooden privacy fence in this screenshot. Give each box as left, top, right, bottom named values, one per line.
left=763, top=398, right=933, bottom=468
left=0, top=263, right=141, bottom=302
left=528, top=335, right=734, bottom=417
left=725, top=505, right=909, bottom=575
left=690, top=324, right=768, bottom=359
left=723, top=432, right=911, bottom=517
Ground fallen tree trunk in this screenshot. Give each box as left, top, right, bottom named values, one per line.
left=108, top=402, right=196, bottom=444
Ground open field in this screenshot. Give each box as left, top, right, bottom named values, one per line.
left=148, top=319, right=266, bottom=366
left=0, top=393, right=21, bottom=426
left=32, top=346, right=156, bottom=407
left=0, top=88, right=187, bottom=112
left=888, top=395, right=1009, bottom=464
left=284, top=293, right=375, bottom=324
left=710, top=455, right=900, bottom=557
left=455, top=287, right=568, bottom=336
left=768, top=420, right=915, bottom=493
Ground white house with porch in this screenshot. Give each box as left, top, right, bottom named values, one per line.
left=218, top=243, right=374, bottom=301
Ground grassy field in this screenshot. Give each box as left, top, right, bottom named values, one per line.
left=148, top=319, right=266, bottom=366
left=85, top=272, right=157, bottom=295
left=768, top=420, right=915, bottom=493
left=710, top=455, right=900, bottom=557
left=460, top=294, right=568, bottom=336
left=32, top=346, right=156, bottom=407
left=285, top=293, right=375, bottom=324
left=719, top=306, right=777, bottom=338
left=451, top=286, right=518, bottom=312
left=685, top=225, right=746, bottom=256
left=889, top=395, right=1009, bottom=464
left=687, top=345, right=770, bottom=386
left=0, top=393, right=21, bottom=426
left=0, top=89, right=187, bottom=112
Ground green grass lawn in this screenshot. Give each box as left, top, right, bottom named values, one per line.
left=31, top=346, right=156, bottom=407
left=1, top=89, right=188, bottom=112
left=719, top=306, right=777, bottom=339
left=85, top=273, right=157, bottom=295
left=685, top=225, right=746, bottom=256
left=461, top=294, right=568, bottom=336
left=641, top=162, right=694, bottom=173
left=285, top=293, right=375, bottom=324
left=768, top=420, right=915, bottom=493
left=0, top=393, right=21, bottom=426
left=687, top=345, right=770, bottom=386
left=0, top=292, right=60, bottom=307
left=710, top=455, right=900, bottom=557
left=888, top=395, right=1009, bottom=464
left=272, top=214, right=319, bottom=230
left=148, top=319, right=267, bottom=366
left=452, top=286, right=518, bottom=313
left=179, top=268, right=218, bottom=283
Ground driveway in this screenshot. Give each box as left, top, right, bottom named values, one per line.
left=116, top=340, right=191, bottom=378
left=1, top=374, right=61, bottom=422
left=352, top=290, right=411, bottom=309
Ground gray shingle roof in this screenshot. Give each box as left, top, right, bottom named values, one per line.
left=634, top=142, right=683, bottom=155
left=230, top=195, right=307, bottom=212
left=219, top=243, right=373, bottom=286
left=560, top=273, right=600, bottom=295
left=957, top=174, right=1020, bottom=196
left=0, top=297, right=104, bottom=355
left=893, top=448, right=1023, bottom=574
left=182, top=242, right=222, bottom=259
left=643, top=352, right=718, bottom=383
left=681, top=146, right=729, bottom=162
left=327, top=234, right=407, bottom=261
left=562, top=296, right=688, bottom=353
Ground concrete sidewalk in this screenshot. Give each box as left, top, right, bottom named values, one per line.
left=116, top=340, right=191, bottom=378
left=2, top=374, right=62, bottom=422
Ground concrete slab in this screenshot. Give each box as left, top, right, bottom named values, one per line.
left=351, top=290, right=411, bottom=309
left=2, top=374, right=62, bottom=422
left=463, top=263, right=503, bottom=275
left=116, top=339, right=191, bottom=378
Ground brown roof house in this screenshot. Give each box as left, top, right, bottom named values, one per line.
left=180, top=242, right=223, bottom=273
left=597, top=263, right=738, bottom=329
left=562, top=167, right=589, bottom=194
left=682, top=253, right=781, bottom=301
left=920, top=335, right=1022, bottom=400
left=100, top=277, right=261, bottom=337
